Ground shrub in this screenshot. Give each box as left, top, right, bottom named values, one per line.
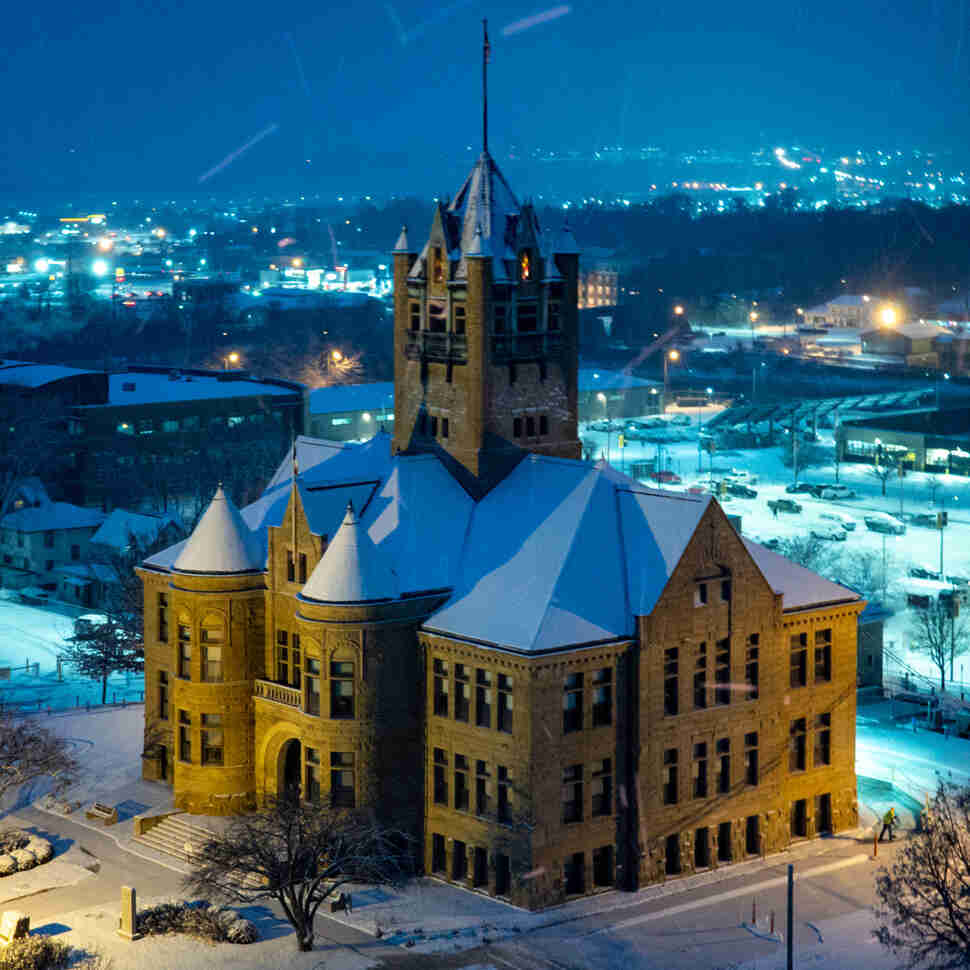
left=226, top=918, right=258, bottom=944
left=135, top=900, right=258, bottom=944
left=0, top=855, right=17, bottom=876
left=0, top=831, right=29, bottom=853
left=0, top=936, right=71, bottom=970
left=11, top=850, right=36, bottom=872
left=25, top=840, right=52, bottom=865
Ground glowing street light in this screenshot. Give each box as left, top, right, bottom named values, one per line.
left=222, top=351, right=241, bottom=370
left=91, top=258, right=109, bottom=277
left=663, top=349, right=681, bottom=404
left=33, top=258, right=49, bottom=273
left=673, top=305, right=684, bottom=316
left=97, top=237, right=113, bottom=251
left=331, top=349, right=343, bottom=363
left=292, top=257, right=303, bottom=268
left=879, top=305, right=897, bottom=326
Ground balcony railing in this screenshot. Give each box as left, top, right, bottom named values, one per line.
left=404, top=330, right=468, bottom=363
left=254, top=679, right=302, bottom=710
left=491, top=331, right=562, bottom=362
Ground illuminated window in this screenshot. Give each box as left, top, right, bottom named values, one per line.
left=433, top=246, right=444, bottom=284
left=519, top=251, right=531, bottom=281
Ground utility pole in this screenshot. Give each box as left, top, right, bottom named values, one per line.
left=787, top=863, right=795, bottom=970
left=882, top=535, right=888, bottom=602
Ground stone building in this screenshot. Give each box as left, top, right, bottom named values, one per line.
left=139, top=128, right=861, bottom=909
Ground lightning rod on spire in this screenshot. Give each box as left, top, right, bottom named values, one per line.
left=483, top=18, right=490, bottom=155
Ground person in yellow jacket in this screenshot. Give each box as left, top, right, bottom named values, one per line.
left=879, top=806, right=896, bottom=842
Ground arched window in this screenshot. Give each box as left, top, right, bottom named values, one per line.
left=200, top=614, right=224, bottom=682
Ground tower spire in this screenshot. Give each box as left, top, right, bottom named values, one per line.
left=482, top=18, right=490, bottom=155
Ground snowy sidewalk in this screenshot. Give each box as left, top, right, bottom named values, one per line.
left=322, top=831, right=878, bottom=956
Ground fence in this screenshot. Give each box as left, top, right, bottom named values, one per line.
left=0, top=694, right=145, bottom=717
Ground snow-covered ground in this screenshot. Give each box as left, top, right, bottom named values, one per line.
left=0, top=600, right=144, bottom=710
left=581, top=414, right=970, bottom=689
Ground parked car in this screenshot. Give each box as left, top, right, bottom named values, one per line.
left=820, top=485, right=856, bottom=500
left=725, top=467, right=759, bottom=484
left=726, top=482, right=758, bottom=498
left=768, top=498, right=803, bottom=514
left=864, top=513, right=906, bottom=535
left=687, top=485, right=712, bottom=496
left=669, top=414, right=692, bottom=426
left=909, top=511, right=947, bottom=529
left=811, top=524, right=847, bottom=542
left=819, top=511, right=856, bottom=531
left=648, top=470, right=682, bottom=485
left=785, top=482, right=818, bottom=494
left=762, top=537, right=782, bottom=550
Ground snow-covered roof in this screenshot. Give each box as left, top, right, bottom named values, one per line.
left=408, top=152, right=577, bottom=284
left=300, top=502, right=398, bottom=604
left=80, top=372, right=299, bottom=408
left=393, top=226, right=414, bottom=254
left=144, top=435, right=858, bottom=647
left=91, top=509, right=179, bottom=553
left=861, top=321, right=951, bottom=340
left=56, top=562, right=119, bottom=585
left=172, top=487, right=264, bottom=575
left=742, top=539, right=860, bottom=612
left=0, top=361, right=97, bottom=387
left=308, top=382, right=395, bottom=416
left=0, top=502, right=105, bottom=533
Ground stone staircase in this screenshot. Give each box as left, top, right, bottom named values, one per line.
left=134, top=813, right=214, bottom=864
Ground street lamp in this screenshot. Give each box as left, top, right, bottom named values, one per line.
left=673, top=305, right=684, bottom=316
left=663, top=349, right=680, bottom=406
left=749, top=310, right=759, bottom=344
left=596, top=392, right=610, bottom=462
left=222, top=351, right=240, bottom=370
left=879, top=305, right=897, bottom=326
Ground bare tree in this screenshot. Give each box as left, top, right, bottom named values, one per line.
left=869, top=463, right=894, bottom=497
left=909, top=599, right=968, bottom=692
left=484, top=782, right=537, bottom=905
left=185, top=794, right=412, bottom=952
left=874, top=781, right=970, bottom=970
left=0, top=397, right=69, bottom=518
left=927, top=477, right=943, bottom=508
left=0, top=710, right=78, bottom=805
left=838, top=549, right=895, bottom=603
left=777, top=535, right=838, bottom=576
left=63, top=614, right=144, bottom=705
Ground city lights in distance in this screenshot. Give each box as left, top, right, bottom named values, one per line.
left=34, top=258, right=49, bottom=273
left=91, top=258, right=109, bottom=277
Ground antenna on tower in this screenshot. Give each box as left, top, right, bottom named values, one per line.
left=482, top=18, right=490, bottom=155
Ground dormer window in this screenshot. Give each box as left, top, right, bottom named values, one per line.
left=519, top=251, right=531, bottom=281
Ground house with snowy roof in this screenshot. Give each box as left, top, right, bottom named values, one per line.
left=137, top=42, right=862, bottom=909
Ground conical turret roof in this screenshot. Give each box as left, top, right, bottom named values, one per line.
left=173, top=486, right=264, bottom=574
left=300, top=501, right=398, bottom=604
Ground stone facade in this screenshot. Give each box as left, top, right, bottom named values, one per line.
left=139, top=151, right=861, bottom=911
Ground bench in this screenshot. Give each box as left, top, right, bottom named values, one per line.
left=85, top=802, right=119, bottom=826
left=0, top=910, right=29, bottom=945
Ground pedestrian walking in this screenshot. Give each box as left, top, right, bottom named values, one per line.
left=879, top=806, right=896, bottom=842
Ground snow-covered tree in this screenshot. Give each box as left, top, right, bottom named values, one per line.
left=869, top=462, right=895, bottom=496
left=63, top=614, right=144, bottom=705
left=908, top=599, right=968, bottom=692
left=0, top=710, right=78, bottom=805
left=875, top=782, right=970, bottom=969
left=185, top=794, right=412, bottom=952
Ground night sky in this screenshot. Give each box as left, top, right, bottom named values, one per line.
left=4, top=0, right=969, bottom=202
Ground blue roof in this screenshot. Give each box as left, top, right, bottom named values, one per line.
left=577, top=368, right=660, bottom=392
left=308, top=382, right=395, bottom=416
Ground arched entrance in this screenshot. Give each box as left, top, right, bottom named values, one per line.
left=279, top=739, right=302, bottom=798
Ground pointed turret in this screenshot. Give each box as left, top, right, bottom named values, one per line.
left=393, top=225, right=414, bottom=254
left=300, top=501, right=398, bottom=604
left=172, top=486, right=264, bottom=575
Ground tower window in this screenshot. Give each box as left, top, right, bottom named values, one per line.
left=526, top=416, right=536, bottom=437
left=548, top=301, right=561, bottom=331
left=494, top=304, right=507, bottom=333
left=519, top=250, right=531, bottom=281
left=513, top=417, right=522, bottom=438
left=453, top=305, right=466, bottom=335
left=517, top=302, right=538, bottom=332
left=409, top=301, right=421, bottom=331
left=539, top=415, right=549, bottom=436
left=430, top=416, right=438, bottom=437
left=433, top=246, right=444, bottom=284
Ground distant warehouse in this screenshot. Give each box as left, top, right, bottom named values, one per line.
left=837, top=407, right=970, bottom=474
left=306, top=368, right=661, bottom=442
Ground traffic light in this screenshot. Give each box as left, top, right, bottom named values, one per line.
left=618, top=434, right=625, bottom=449
left=937, top=511, right=948, bottom=528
